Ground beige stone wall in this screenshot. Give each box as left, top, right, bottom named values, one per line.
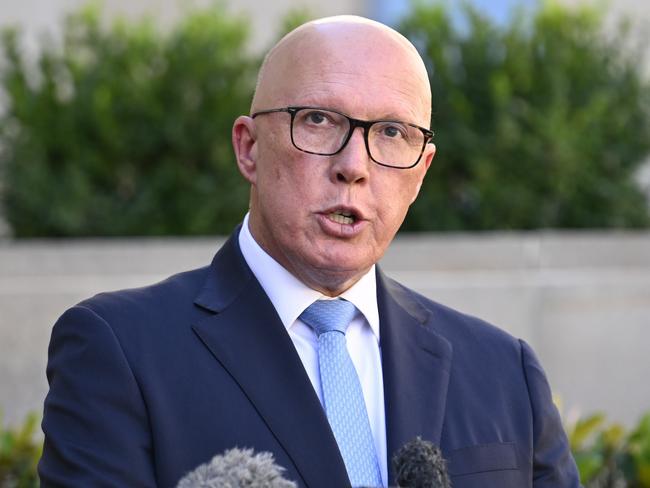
left=1, top=232, right=650, bottom=429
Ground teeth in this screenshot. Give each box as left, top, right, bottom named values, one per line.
left=329, top=212, right=355, bottom=225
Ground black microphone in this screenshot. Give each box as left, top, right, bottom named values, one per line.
left=176, top=447, right=297, bottom=488
left=392, top=437, right=451, bottom=488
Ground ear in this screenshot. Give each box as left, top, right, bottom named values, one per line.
left=232, top=115, right=258, bottom=185
left=411, top=142, right=436, bottom=204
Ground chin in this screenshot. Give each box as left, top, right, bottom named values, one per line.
left=310, top=253, right=373, bottom=279
left=302, top=265, right=370, bottom=296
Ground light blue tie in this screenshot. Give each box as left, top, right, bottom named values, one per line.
left=300, top=299, right=383, bottom=487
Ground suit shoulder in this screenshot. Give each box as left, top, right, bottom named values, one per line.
left=75, top=265, right=210, bottom=325
left=386, top=275, right=521, bottom=351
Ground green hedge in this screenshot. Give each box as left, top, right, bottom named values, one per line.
left=0, top=411, right=40, bottom=488
left=400, top=2, right=650, bottom=231
left=0, top=5, right=256, bottom=236
left=568, top=412, right=650, bottom=487
left=1, top=3, right=649, bottom=236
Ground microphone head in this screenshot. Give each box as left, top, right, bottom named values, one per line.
left=392, top=437, right=451, bottom=488
left=177, top=447, right=297, bottom=488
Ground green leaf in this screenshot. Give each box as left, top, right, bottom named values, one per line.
left=569, top=413, right=606, bottom=451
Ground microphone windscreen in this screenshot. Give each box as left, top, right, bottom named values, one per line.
left=392, top=437, right=451, bottom=488
left=176, top=447, right=297, bottom=488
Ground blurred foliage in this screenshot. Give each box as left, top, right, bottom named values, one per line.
left=400, top=1, right=650, bottom=230
left=0, top=3, right=255, bottom=236
left=0, top=411, right=41, bottom=488
left=568, top=412, right=650, bottom=487
left=1, top=2, right=649, bottom=236
left=276, top=7, right=314, bottom=39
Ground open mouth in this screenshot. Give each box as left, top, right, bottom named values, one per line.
left=328, top=210, right=357, bottom=225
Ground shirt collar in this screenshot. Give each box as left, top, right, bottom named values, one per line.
left=238, top=213, right=380, bottom=339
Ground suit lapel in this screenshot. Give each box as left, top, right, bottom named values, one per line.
left=192, top=231, right=350, bottom=488
left=377, top=269, right=453, bottom=484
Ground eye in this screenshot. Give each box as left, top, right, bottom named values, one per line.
left=374, top=122, right=408, bottom=140
left=382, top=125, right=402, bottom=138
left=304, top=110, right=329, bottom=125
left=309, top=112, right=325, bottom=124
left=296, top=109, right=347, bottom=131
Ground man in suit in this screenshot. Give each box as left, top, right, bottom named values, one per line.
left=39, top=16, right=581, bottom=488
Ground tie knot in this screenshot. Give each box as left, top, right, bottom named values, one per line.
left=299, top=298, right=357, bottom=337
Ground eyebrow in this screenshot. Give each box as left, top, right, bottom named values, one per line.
left=294, top=104, right=424, bottom=127
left=291, top=92, right=394, bottom=115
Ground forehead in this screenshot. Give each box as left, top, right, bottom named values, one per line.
left=258, top=24, right=431, bottom=125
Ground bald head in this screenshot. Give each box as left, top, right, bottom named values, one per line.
left=251, top=15, right=432, bottom=125
left=232, top=15, right=436, bottom=295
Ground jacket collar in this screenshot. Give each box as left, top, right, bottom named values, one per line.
left=192, top=229, right=453, bottom=487
left=192, top=229, right=351, bottom=487
left=377, top=269, right=453, bottom=485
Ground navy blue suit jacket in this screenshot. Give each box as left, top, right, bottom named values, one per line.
left=39, top=229, right=580, bottom=487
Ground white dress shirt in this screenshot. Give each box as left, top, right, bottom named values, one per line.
left=238, top=213, right=387, bottom=486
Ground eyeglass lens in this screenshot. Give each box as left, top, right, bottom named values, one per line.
left=292, top=108, right=426, bottom=168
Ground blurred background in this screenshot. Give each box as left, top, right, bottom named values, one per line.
left=1, top=0, right=649, bottom=486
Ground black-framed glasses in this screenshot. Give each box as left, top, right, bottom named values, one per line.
left=251, top=106, right=434, bottom=169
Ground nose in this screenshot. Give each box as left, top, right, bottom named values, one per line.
left=330, top=126, right=370, bottom=184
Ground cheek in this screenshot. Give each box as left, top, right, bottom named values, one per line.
left=399, top=170, right=426, bottom=207
left=271, top=151, right=326, bottom=196
left=372, top=175, right=422, bottom=232
left=272, top=162, right=283, bottom=181
left=257, top=153, right=320, bottom=219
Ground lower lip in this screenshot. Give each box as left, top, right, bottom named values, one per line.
left=316, top=213, right=367, bottom=238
